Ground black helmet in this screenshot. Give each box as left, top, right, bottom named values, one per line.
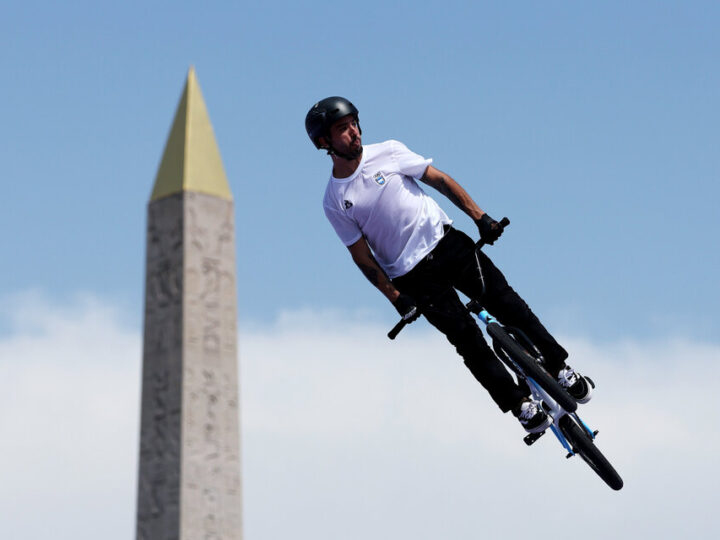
left=305, top=96, right=361, bottom=149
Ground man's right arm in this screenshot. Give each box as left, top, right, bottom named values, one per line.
left=347, top=237, right=400, bottom=304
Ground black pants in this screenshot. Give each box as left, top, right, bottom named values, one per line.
left=392, top=227, right=568, bottom=412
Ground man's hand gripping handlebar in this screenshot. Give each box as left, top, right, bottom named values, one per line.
left=387, top=217, right=510, bottom=340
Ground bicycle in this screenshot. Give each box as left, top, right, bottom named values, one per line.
left=388, top=218, right=624, bottom=491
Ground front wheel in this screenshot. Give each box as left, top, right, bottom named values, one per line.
left=559, top=416, right=623, bottom=491
left=487, top=322, right=577, bottom=412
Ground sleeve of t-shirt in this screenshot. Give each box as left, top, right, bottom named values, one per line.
left=391, top=140, right=433, bottom=179
left=324, top=203, right=363, bottom=246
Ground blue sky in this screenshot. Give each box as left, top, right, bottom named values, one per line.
left=2, top=0, right=718, bottom=341
left=2, top=2, right=720, bottom=539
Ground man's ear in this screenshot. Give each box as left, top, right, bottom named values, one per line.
left=318, top=135, right=329, bottom=149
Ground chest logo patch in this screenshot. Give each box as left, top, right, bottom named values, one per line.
left=344, top=200, right=353, bottom=209
left=373, top=172, right=386, bottom=186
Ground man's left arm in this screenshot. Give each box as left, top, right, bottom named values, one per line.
left=419, top=165, right=486, bottom=220
left=420, top=165, right=503, bottom=244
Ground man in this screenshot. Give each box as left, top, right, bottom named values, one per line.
left=305, top=96, right=592, bottom=433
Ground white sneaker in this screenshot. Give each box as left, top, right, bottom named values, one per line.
left=557, top=366, right=593, bottom=404
left=515, top=400, right=552, bottom=433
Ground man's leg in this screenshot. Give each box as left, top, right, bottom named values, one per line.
left=393, top=269, right=526, bottom=412
left=452, top=240, right=569, bottom=376
left=437, top=227, right=592, bottom=404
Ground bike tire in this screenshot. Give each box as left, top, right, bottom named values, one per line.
left=559, top=416, right=624, bottom=491
left=486, top=322, right=577, bottom=412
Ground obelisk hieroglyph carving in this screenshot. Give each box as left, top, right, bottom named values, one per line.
left=136, top=67, right=242, bottom=540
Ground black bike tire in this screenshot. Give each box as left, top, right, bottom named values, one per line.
left=487, top=322, right=577, bottom=412
left=559, top=416, right=623, bottom=491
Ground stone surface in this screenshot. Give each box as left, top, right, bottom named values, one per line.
left=137, top=193, right=184, bottom=540
left=180, top=192, right=241, bottom=539
left=137, top=192, right=242, bottom=540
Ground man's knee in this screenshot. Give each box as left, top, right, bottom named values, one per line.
left=450, top=323, right=494, bottom=363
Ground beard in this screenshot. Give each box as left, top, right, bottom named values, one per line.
left=345, top=136, right=363, bottom=158
left=332, top=135, right=363, bottom=160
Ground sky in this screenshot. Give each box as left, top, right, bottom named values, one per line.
left=1, top=1, right=719, bottom=539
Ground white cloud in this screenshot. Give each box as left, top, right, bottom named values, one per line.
left=1, top=296, right=718, bottom=540
left=0, top=292, right=141, bottom=539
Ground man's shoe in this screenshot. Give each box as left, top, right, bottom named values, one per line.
left=514, top=399, right=552, bottom=433
left=557, top=366, right=593, bottom=404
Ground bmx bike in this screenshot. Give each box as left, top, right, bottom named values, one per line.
left=388, top=218, right=624, bottom=491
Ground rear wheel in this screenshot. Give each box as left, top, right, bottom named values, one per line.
left=559, top=416, right=623, bottom=490
left=487, top=323, right=577, bottom=412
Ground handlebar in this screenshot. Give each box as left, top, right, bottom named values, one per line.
left=387, top=217, right=510, bottom=340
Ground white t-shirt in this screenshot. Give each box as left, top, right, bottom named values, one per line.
left=323, top=140, right=452, bottom=279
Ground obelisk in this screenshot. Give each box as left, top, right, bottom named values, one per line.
left=136, top=67, right=242, bottom=540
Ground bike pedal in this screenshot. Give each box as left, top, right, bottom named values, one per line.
left=523, top=431, right=545, bottom=446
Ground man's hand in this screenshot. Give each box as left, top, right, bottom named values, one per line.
left=393, top=293, right=420, bottom=323
left=475, top=213, right=503, bottom=245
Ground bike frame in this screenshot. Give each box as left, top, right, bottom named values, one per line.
left=476, top=308, right=596, bottom=455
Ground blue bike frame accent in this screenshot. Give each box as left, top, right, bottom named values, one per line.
left=578, top=416, right=596, bottom=439
left=478, top=309, right=496, bottom=325
left=550, top=424, right=574, bottom=454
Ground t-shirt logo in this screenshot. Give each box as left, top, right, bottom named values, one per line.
left=344, top=200, right=353, bottom=209
left=373, top=172, right=386, bottom=185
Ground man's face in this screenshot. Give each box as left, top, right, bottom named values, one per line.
left=325, top=114, right=362, bottom=158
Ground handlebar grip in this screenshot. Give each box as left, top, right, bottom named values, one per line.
left=388, top=319, right=408, bottom=340
left=476, top=216, right=510, bottom=249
